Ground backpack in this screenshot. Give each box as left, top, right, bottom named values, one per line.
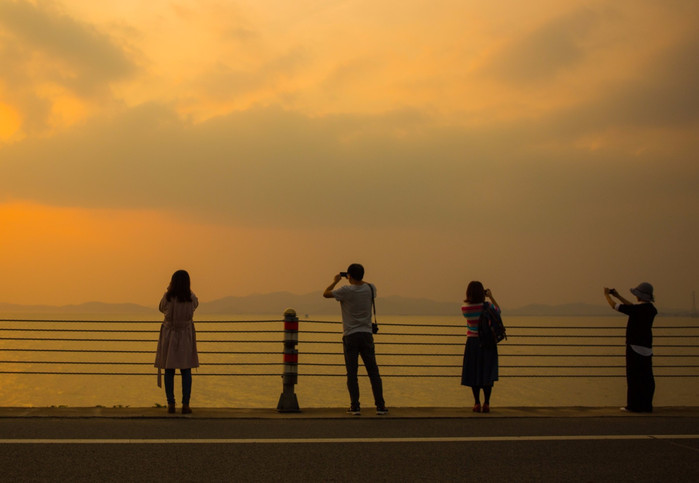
left=478, top=302, right=507, bottom=349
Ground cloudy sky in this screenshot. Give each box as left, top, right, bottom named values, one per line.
left=0, top=0, right=697, bottom=310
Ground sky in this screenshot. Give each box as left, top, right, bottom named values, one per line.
left=0, top=0, right=697, bottom=310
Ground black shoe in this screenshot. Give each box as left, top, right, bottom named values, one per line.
left=347, top=405, right=360, bottom=415
left=376, top=406, right=389, bottom=415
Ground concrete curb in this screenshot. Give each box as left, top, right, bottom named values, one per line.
left=1, top=406, right=697, bottom=419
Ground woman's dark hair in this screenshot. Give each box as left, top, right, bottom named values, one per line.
left=166, top=270, right=193, bottom=303
left=465, top=281, right=485, bottom=304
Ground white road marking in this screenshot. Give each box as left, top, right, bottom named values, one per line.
left=0, top=435, right=697, bottom=444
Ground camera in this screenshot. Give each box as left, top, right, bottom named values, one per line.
left=340, top=272, right=348, bottom=278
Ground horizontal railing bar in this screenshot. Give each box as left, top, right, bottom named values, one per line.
left=0, top=371, right=283, bottom=376
left=303, top=354, right=699, bottom=358
left=1, top=328, right=695, bottom=340
left=2, top=361, right=697, bottom=370
left=373, top=334, right=692, bottom=338
left=0, top=338, right=281, bottom=343
left=0, top=333, right=695, bottom=343
left=317, top=341, right=696, bottom=347
left=2, top=348, right=697, bottom=357
left=0, top=328, right=293, bottom=334
left=2, top=319, right=697, bottom=329
left=3, top=336, right=696, bottom=347
left=0, top=349, right=282, bottom=355
left=0, top=361, right=282, bottom=366
left=0, top=371, right=694, bottom=378
left=2, top=348, right=697, bottom=359
left=305, top=363, right=696, bottom=368
left=0, top=319, right=283, bottom=324
left=496, top=354, right=698, bottom=357
left=451, top=335, right=696, bottom=339
left=307, top=321, right=699, bottom=329
left=492, top=326, right=699, bottom=330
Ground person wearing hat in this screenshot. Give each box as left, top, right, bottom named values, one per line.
left=604, top=283, right=657, bottom=412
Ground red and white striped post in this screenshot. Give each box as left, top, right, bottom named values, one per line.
left=277, top=308, right=300, bottom=412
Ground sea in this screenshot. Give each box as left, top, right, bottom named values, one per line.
left=0, top=313, right=696, bottom=409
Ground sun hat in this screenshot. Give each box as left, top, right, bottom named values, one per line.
left=630, top=282, right=654, bottom=302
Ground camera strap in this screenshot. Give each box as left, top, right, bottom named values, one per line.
left=368, top=283, right=378, bottom=325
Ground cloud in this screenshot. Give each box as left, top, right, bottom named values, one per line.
left=1, top=100, right=696, bottom=243
left=531, top=31, right=699, bottom=141
left=0, top=1, right=136, bottom=90
left=0, top=0, right=138, bottom=134
left=599, top=32, right=699, bottom=128
left=0, top=1, right=697, bottom=309
left=189, top=46, right=310, bottom=106
left=0, top=104, right=464, bottom=227
left=0, top=3, right=695, bottom=242
left=484, top=7, right=602, bottom=84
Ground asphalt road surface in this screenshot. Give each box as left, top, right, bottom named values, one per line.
left=1, top=416, right=698, bottom=481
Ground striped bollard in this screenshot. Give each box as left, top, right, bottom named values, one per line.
left=276, top=308, right=300, bottom=412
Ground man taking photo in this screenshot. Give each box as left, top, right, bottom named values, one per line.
left=323, top=263, right=388, bottom=415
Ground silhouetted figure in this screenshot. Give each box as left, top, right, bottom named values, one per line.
left=323, top=263, right=387, bottom=415
left=605, top=283, right=657, bottom=412
left=155, top=270, right=199, bottom=414
left=461, top=281, right=500, bottom=413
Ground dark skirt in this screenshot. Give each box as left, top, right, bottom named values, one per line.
left=461, top=336, right=498, bottom=387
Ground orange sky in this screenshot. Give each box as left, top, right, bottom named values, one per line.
left=0, top=0, right=697, bottom=309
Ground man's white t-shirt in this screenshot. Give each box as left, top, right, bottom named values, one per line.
left=332, top=283, right=376, bottom=336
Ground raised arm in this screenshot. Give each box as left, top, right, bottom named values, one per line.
left=323, top=274, right=343, bottom=298
left=603, top=288, right=616, bottom=309
left=485, top=289, right=499, bottom=309
left=604, top=287, right=632, bottom=309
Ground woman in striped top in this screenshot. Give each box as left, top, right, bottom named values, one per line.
left=461, top=281, right=500, bottom=413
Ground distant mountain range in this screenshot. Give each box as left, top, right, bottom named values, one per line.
left=1, top=292, right=676, bottom=316
left=0, top=301, right=154, bottom=315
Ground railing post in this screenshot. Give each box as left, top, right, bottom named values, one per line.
left=277, top=308, right=300, bottom=412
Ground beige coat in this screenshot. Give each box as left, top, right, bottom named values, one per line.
left=154, top=292, right=200, bottom=372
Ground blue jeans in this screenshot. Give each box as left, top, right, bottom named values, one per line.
left=164, top=368, right=192, bottom=405
left=343, top=332, right=385, bottom=408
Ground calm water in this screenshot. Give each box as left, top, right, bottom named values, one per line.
left=0, top=313, right=696, bottom=408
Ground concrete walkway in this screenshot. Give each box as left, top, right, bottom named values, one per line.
left=1, top=406, right=697, bottom=419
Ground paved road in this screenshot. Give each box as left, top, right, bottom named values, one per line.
left=1, top=410, right=698, bottom=481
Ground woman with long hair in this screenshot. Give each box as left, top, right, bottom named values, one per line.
left=461, top=281, right=500, bottom=413
left=155, top=270, right=199, bottom=414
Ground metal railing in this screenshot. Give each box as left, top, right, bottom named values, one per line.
left=1, top=315, right=697, bottom=379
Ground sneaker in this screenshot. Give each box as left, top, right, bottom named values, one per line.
left=376, top=406, right=389, bottom=415
left=347, top=405, right=360, bottom=416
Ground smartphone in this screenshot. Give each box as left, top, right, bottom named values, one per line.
left=340, top=272, right=348, bottom=278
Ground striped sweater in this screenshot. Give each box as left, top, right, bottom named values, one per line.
left=461, top=302, right=500, bottom=338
